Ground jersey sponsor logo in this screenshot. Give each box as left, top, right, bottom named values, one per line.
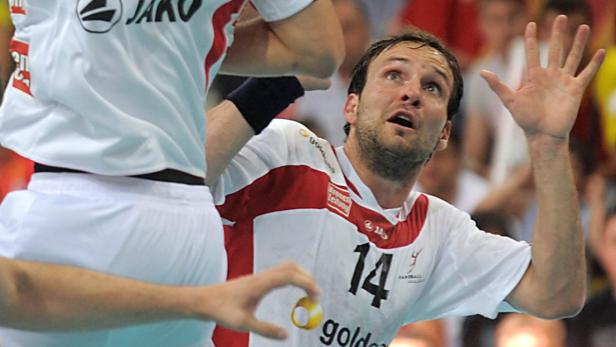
left=126, top=0, right=203, bottom=25
left=77, top=0, right=203, bottom=33
left=398, top=248, right=425, bottom=283
left=327, top=182, right=352, bottom=217
left=77, top=0, right=123, bottom=33
left=9, top=39, right=31, bottom=95
left=10, top=0, right=25, bottom=14
left=363, top=220, right=388, bottom=240
left=300, top=127, right=337, bottom=173
left=320, top=318, right=387, bottom=347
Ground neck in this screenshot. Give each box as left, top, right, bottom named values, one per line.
left=343, top=140, right=420, bottom=209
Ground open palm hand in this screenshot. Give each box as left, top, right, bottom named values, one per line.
left=481, top=15, right=605, bottom=141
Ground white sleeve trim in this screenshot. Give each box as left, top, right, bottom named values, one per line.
left=251, top=0, right=313, bottom=22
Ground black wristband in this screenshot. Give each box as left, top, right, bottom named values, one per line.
left=224, top=76, right=305, bottom=134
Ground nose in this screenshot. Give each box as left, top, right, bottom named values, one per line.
left=401, top=79, right=422, bottom=108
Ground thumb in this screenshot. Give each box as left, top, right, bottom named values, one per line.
left=480, top=70, right=513, bottom=103
left=245, top=317, right=289, bottom=340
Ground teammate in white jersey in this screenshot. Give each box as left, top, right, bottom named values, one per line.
left=0, top=0, right=343, bottom=346
left=205, top=15, right=606, bottom=346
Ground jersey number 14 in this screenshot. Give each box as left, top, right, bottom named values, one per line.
left=349, top=243, right=393, bottom=308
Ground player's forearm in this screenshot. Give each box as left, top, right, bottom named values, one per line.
left=526, top=136, right=585, bottom=317
left=221, top=0, right=344, bottom=78
left=0, top=258, right=200, bottom=331
left=205, top=100, right=254, bottom=186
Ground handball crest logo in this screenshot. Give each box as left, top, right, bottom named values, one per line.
left=77, top=0, right=123, bottom=33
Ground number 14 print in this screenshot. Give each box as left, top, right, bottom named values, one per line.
left=348, top=243, right=392, bottom=308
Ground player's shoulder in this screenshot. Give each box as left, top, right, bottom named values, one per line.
left=421, top=192, right=455, bottom=211
left=420, top=192, right=472, bottom=225
left=261, top=119, right=329, bottom=146
left=267, top=118, right=311, bottom=134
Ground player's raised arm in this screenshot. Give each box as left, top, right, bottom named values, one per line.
left=481, top=15, right=606, bottom=318
left=0, top=257, right=318, bottom=339
left=220, top=0, right=344, bottom=79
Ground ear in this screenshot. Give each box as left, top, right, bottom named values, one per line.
left=434, top=121, right=452, bottom=152
left=343, top=93, right=360, bottom=125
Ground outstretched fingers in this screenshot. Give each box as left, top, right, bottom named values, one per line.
left=576, top=48, right=606, bottom=87
left=563, top=24, right=591, bottom=75
left=524, top=22, right=540, bottom=69
left=480, top=70, right=513, bottom=105
left=547, top=15, right=567, bottom=68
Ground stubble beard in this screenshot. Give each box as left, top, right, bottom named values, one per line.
left=355, top=118, right=434, bottom=183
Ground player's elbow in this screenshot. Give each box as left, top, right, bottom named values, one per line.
left=530, top=287, right=586, bottom=319
left=552, top=289, right=586, bottom=319
left=297, top=44, right=345, bottom=79
left=555, top=280, right=586, bottom=318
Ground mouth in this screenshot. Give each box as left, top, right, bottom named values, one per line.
left=387, top=111, right=415, bottom=129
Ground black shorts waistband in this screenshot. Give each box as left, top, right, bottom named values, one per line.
left=34, top=163, right=205, bottom=186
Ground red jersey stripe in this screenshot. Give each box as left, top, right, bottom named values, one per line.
left=212, top=223, right=253, bottom=347
left=217, top=165, right=429, bottom=249
left=204, top=0, right=244, bottom=89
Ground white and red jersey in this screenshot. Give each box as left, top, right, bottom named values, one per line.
left=212, top=119, right=531, bottom=347
left=0, top=0, right=311, bottom=177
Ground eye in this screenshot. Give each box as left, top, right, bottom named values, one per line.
left=385, top=70, right=402, bottom=81
left=424, top=82, right=442, bottom=95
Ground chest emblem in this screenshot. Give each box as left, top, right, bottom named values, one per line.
left=327, top=182, right=351, bottom=217
left=398, top=248, right=425, bottom=283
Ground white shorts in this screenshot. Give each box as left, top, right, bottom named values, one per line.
left=0, top=172, right=226, bottom=347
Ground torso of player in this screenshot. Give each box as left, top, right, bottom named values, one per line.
left=216, top=120, right=531, bottom=346
left=249, top=204, right=439, bottom=347
left=0, top=0, right=246, bottom=176
left=216, top=121, right=453, bottom=346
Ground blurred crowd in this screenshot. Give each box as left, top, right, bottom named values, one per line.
left=1, top=0, right=615, bottom=346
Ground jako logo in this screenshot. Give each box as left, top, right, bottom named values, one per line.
left=77, top=0, right=123, bottom=34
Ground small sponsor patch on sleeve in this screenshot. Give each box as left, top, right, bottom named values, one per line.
left=10, top=39, right=31, bottom=95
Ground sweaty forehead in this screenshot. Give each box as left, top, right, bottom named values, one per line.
left=371, top=42, right=453, bottom=80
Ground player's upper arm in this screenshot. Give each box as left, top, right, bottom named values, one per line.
left=0, top=258, right=18, bottom=323
left=222, top=0, right=344, bottom=78
left=211, top=119, right=299, bottom=206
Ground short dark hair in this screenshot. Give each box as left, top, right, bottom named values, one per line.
left=343, top=31, right=463, bottom=135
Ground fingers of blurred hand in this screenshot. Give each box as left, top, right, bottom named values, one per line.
left=480, top=70, right=513, bottom=104
left=296, top=75, right=331, bottom=91
left=548, top=15, right=566, bottom=68
left=244, top=316, right=289, bottom=340
left=524, top=22, right=540, bottom=69
left=563, top=25, right=590, bottom=75
left=576, top=49, right=606, bottom=87
left=258, top=262, right=320, bottom=300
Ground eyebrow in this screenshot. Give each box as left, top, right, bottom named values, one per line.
left=384, top=56, right=451, bottom=85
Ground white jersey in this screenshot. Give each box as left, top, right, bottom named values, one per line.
left=0, top=0, right=311, bottom=177
left=211, top=120, right=532, bottom=346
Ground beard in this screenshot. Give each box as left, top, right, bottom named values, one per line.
left=354, top=116, right=437, bottom=182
